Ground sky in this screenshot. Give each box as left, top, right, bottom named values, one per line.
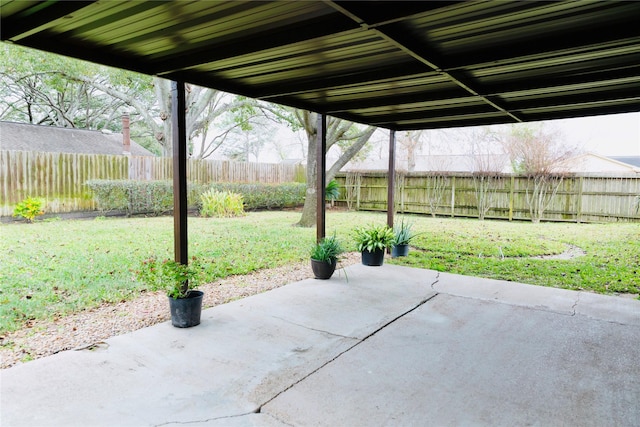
left=221, top=110, right=640, bottom=163
left=550, top=112, right=640, bottom=157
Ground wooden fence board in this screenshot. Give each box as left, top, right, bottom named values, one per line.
left=0, top=151, right=304, bottom=216
left=336, top=171, right=640, bottom=223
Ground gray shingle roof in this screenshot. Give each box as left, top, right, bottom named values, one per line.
left=611, top=156, right=640, bottom=168
left=0, top=121, right=154, bottom=156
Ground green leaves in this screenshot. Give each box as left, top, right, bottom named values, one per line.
left=209, top=182, right=306, bottom=210
left=12, top=197, right=45, bottom=222
left=325, top=179, right=340, bottom=202
left=393, top=217, right=419, bottom=245
left=353, top=224, right=394, bottom=252
left=310, top=234, right=343, bottom=263
left=200, top=190, right=245, bottom=218
left=136, top=256, right=202, bottom=299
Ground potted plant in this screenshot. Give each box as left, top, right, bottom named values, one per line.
left=310, top=234, right=343, bottom=279
left=391, top=218, right=418, bottom=258
left=353, top=224, right=394, bottom=266
left=325, top=179, right=340, bottom=208
left=137, top=256, right=204, bottom=328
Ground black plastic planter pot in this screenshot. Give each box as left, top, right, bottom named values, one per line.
left=311, top=258, right=337, bottom=279
left=391, top=244, right=409, bottom=258
left=361, top=248, right=385, bottom=266
left=168, top=290, right=204, bottom=328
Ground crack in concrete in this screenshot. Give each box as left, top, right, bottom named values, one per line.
left=261, top=410, right=296, bottom=427
left=154, top=409, right=260, bottom=426
left=269, top=315, right=359, bottom=340
left=155, top=292, right=442, bottom=427
left=431, top=271, right=440, bottom=290
left=441, top=292, right=579, bottom=317
left=571, top=292, right=581, bottom=316
left=257, top=293, right=439, bottom=413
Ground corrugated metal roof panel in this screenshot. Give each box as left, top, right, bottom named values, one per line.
left=2, top=0, right=639, bottom=130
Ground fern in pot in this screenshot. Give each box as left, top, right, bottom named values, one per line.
left=310, top=234, right=343, bottom=279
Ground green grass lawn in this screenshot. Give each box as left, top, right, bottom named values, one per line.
left=388, top=216, right=640, bottom=296
left=1, top=211, right=638, bottom=334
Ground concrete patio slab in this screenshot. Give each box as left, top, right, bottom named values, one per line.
left=264, top=293, right=640, bottom=426
left=1, top=264, right=638, bottom=426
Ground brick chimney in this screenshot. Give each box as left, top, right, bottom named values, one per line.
left=122, top=113, right=131, bottom=155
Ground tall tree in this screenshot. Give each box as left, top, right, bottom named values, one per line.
left=262, top=106, right=376, bottom=226
left=1, top=44, right=159, bottom=151
left=398, top=130, right=427, bottom=172
left=297, top=111, right=375, bottom=227
left=0, top=44, right=132, bottom=130
left=1, top=44, right=257, bottom=157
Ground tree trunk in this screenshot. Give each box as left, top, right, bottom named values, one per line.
left=295, top=112, right=376, bottom=227
left=296, top=118, right=318, bottom=227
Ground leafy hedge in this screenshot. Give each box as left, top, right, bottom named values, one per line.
left=208, top=182, right=306, bottom=210
left=86, top=180, right=306, bottom=215
left=86, top=180, right=205, bottom=216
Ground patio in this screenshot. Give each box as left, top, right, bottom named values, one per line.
left=1, top=263, right=638, bottom=426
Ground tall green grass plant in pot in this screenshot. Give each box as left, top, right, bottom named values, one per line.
left=310, top=234, right=343, bottom=279
left=392, top=218, right=419, bottom=258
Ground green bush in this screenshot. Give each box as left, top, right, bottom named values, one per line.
left=86, top=180, right=305, bottom=215
left=208, top=182, right=305, bottom=210
left=12, top=197, right=45, bottom=222
left=200, top=190, right=245, bottom=218
left=86, top=180, right=206, bottom=216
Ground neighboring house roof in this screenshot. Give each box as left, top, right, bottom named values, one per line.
left=0, top=121, right=153, bottom=156
left=345, top=154, right=511, bottom=173
left=280, top=159, right=304, bottom=165
left=559, top=152, right=640, bottom=173
left=346, top=151, right=640, bottom=174
left=610, top=156, right=640, bottom=168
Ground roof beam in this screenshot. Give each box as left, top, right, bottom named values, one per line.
left=328, top=1, right=524, bottom=123
left=373, top=23, right=524, bottom=123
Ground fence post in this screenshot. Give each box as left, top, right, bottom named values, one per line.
left=357, top=174, right=361, bottom=211
left=577, top=176, right=584, bottom=223
left=387, top=130, right=396, bottom=231
left=450, top=176, right=455, bottom=217
left=509, top=175, right=515, bottom=221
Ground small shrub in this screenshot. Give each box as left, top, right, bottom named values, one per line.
left=12, top=197, right=45, bottom=222
left=200, top=190, right=245, bottom=218
left=136, top=256, right=203, bottom=299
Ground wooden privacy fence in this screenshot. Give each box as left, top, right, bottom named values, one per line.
left=336, top=171, right=640, bottom=223
left=0, top=150, right=305, bottom=216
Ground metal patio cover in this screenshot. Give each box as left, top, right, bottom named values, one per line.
left=2, top=0, right=640, bottom=131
